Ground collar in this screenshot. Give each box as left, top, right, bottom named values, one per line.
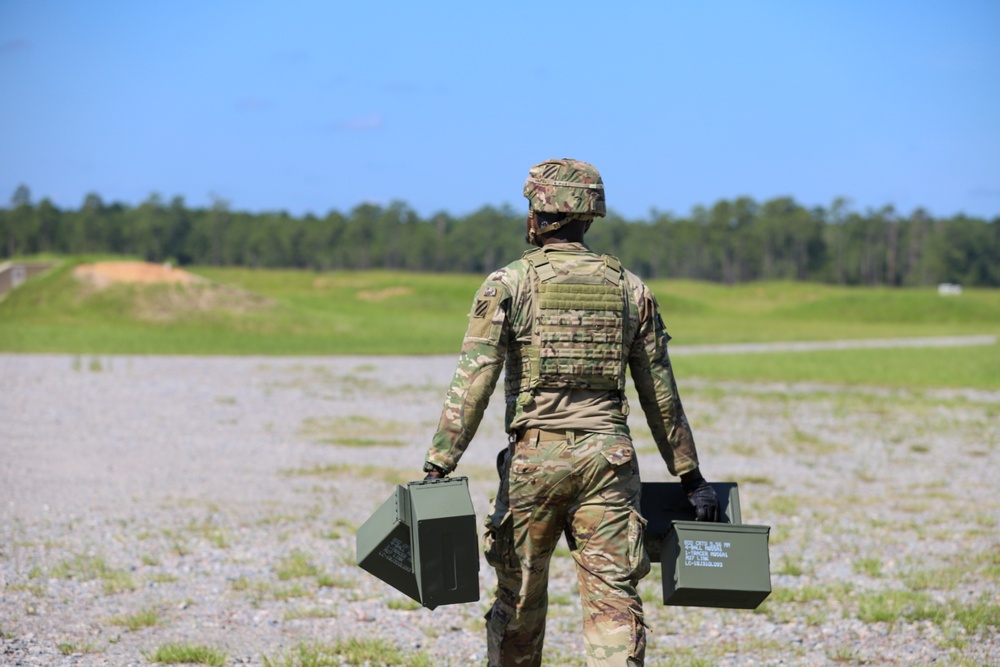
left=538, top=241, right=592, bottom=253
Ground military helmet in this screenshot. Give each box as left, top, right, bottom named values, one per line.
left=523, top=158, right=606, bottom=218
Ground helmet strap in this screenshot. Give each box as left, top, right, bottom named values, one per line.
left=525, top=210, right=543, bottom=247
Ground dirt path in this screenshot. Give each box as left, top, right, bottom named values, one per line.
left=670, top=334, right=998, bottom=355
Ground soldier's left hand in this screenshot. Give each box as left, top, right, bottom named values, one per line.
left=687, top=483, right=720, bottom=521
left=681, top=470, right=721, bottom=522
left=423, top=462, right=447, bottom=481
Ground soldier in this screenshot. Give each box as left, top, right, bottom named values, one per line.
left=422, top=158, right=720, bottom=667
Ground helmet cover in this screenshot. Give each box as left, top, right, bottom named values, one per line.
left=523, top=158, right=606, bottom=218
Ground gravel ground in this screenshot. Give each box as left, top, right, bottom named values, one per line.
left=1, top=352, right=998, bottom=666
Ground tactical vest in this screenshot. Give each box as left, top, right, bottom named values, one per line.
left=508, top=247, right=629, bottom=402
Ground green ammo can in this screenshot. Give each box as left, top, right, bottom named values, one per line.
left=356, top=476, right=480, bottom=610
left=641, top=482, right=771, bottom=609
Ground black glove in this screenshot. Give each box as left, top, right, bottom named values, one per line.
left=681, top=470, right=720, bottom=522
left=423, top=462, right=447, bottom=481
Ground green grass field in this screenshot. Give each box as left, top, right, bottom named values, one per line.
left=1, top=258, right=997, bottom=388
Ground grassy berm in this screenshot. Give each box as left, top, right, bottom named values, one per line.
left=1, top=258, right=999, bottom=389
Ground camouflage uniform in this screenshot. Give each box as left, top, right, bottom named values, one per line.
left=424, top=160, right=702, bottom=667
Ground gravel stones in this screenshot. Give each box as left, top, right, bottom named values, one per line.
left=1, top=353, right=997, bottom=666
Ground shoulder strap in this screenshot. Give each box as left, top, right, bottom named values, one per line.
left=523, top=247, right=557, bottom=283
left=602, top=254, right=622, bottom=286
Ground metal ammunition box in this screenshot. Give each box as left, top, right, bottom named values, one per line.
left=661, top=521, right=771, bottom=609
left=641, top=482, right=771, bottom=609
left=355, top=480, right=420, bottom=602
left=356, top=476, right=480, bottom=610
left=641, top=482, right=742, bottom=561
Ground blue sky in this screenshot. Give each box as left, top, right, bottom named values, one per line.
left=1, top=1, right=998, bottom=220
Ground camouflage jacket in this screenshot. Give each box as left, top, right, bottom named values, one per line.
left=424, top=242, right=700, bottom=477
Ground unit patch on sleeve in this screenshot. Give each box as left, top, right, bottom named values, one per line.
left=466, top=286, right=502, bottom=341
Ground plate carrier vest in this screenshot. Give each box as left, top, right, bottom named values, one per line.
left=509, top=247, right=629, bottom=404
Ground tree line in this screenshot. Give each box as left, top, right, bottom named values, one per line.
left=2, top=185, right=998, bottom=287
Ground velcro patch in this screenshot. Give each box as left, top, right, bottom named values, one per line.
left=467, top=292, right=502, bottom=340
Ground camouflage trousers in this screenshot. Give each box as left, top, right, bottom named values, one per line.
left=484, top=429, right=651, bottom=667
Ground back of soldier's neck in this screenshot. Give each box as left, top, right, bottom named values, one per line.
left=542, top=235, right=585, bottom=246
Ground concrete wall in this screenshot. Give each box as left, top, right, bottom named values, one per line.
left=0, top=261, right=57, bottom=297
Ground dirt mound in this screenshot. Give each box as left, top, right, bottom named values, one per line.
left=71, top=261, right=274, bottom=321
left=73, top=261, right=204, bottom=287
